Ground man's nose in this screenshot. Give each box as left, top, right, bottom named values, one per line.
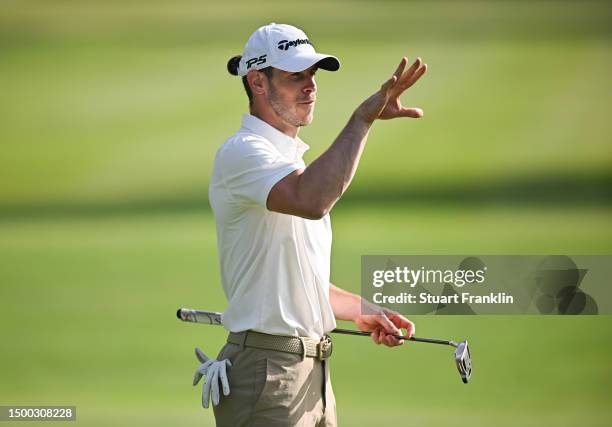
left=303, top=77, right=316, bottom=94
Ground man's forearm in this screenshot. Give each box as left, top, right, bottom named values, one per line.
left=329, top=283, right=363, bottom=322
left=297, top=113, right=372, bottom=215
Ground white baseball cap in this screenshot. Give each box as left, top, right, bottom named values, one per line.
left=236, top=23, right=340, bottom=77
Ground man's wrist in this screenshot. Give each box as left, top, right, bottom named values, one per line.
left=352, top=107, right=376, bottom=128
left=354, top=298, right=383, bottom=322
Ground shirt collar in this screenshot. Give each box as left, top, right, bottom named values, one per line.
left=240, top=114, right=310, bottom=161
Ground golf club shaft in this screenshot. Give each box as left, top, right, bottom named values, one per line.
left=178, top=308, right=455, bottom=346
left=331, top=328, right=454, bottom=346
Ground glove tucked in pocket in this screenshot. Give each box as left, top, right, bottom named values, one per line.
left=193, top=347, right=232, bottom=408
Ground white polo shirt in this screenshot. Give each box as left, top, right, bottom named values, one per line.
left=209, top=114, right=337, bottom=339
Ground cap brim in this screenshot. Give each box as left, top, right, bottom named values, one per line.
left=274, top=52, right=340, bottom=73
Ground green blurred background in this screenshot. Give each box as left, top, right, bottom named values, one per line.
left=1, top=0, right=611, bottom=426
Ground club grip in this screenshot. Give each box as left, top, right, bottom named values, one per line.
left=177, top=308, right=223, bottom=325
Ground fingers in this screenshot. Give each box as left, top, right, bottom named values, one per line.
left=200, top=360, right=215, bottom=373
left=388, top=314, right=416, bottom=339
left=220, top=361, right=231, bottom=396
left=384, top=56, right=428, bottom=95
left=372, top=311, right=416, bottom=347
left=193, top=359, right=215, bottom=385
left=377, top=313, right=401, bottom=336
left=201, top=376, right=211, bottom=408
left=380, top=56, right=407, bottom=92
left=202, top=366, right=219, bottom=408
left=409, top=62, right=428, bottom=87
left=210, top=368, right=221, bottom=406
left=195, top=347, right=210, bottom=363
left=398, top=60, right=428, bottom=91
left=371, top=327, right=403, bottom=347
left=393, top=57, right=408, bottom=81
left=378, top=56, right=427, bottom=120
left=371, top=329, right=383, bottom=345
left=397, top=108, right=424, bottom=118
left=383, top=334, right=402, bottom=347
left=404, top=57, right=423, bottom=81
left=195, top=359, right=231, bottom=407
left=193, top=371, right=203, bottom=386
left=404, top=319, right=416, bottom=339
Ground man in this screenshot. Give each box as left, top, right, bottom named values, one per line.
left=201, top=23, right=427, bottom=426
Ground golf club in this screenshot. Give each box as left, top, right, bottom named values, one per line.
left=177, top=308, right=472, bottom=383
left=332, top=327, right=471, bottom=383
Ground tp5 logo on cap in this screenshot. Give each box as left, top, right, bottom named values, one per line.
left=246, top=55, right=267, bottom=70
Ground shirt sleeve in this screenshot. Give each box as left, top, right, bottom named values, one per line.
left=217, top=136, right=302, bottom=208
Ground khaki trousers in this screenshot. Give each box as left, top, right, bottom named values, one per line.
left=212, top=341, right=337, bottom=427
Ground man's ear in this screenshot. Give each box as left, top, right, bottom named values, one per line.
left=247, top=70, right=267, bottom=96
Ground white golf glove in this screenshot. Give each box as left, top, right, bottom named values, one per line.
left=192, top=347, right=232, bottom=408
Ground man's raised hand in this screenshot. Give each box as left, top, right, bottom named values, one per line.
left=356, top=57, right=427, bottom=124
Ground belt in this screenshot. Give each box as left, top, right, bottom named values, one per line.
left=227, top=330, right=333, bottom=360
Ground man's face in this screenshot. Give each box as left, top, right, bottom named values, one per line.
left=265, top=66, right=317, bottom=127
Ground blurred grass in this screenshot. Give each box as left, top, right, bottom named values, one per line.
left=1, top=1, right=611, bottom=426
left=1, top=207, right=611, bottom=426
left=1, top=0, right=611, bottom=45
left=0, top=1, right=611, bottom=207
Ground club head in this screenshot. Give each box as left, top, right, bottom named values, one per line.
left=454, top=340, right=472, bottom=383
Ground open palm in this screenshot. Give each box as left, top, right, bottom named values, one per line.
left=357, top=57, right=428, bottom=123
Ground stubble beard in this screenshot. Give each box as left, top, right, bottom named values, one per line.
left=267, top=83, right=313, bottom=127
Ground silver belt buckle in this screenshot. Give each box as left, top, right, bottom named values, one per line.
left=317, top=335, right=333, bottom=360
